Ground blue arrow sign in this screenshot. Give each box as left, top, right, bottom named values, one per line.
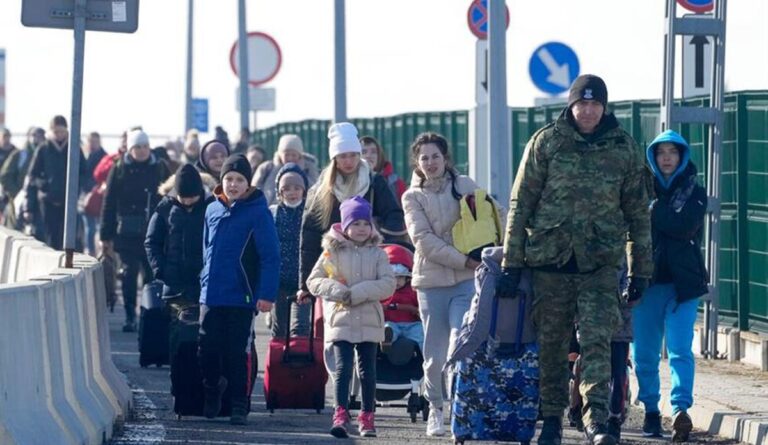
left=528, top=42, right=580, bottom=95
left=191, top=98, right=208, bottom=133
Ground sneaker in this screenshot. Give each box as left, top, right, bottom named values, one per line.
left=203, top=376, right=228, bottom=419
left=606, top=416, right=622, bottom=443
left=538, top=416, right=563, bottom=445
left=568, top=406, right=584, bottom=432
left=585, top=422, right=617, bottom=445
left=358, top=411, right=377, bottom=437
left=330, top=406, right=351, bottom=438
left=426, top=407, right=445, bottom=437
left=122, top=321, right=136, bottom=332
left=642, top=411, right=664, bottom=438
left=672, top=411, right=693, bottom=442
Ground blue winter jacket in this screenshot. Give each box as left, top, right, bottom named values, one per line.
left=200, top=185, right=281, bottom=309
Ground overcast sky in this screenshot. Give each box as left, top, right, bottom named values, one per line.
left=0, top=0, right=765, bottom=147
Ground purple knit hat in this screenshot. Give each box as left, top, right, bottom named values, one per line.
left=340, top=196, right=373, bottom=232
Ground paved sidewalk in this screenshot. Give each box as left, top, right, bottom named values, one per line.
left=630, top=357, right=768, bottom=445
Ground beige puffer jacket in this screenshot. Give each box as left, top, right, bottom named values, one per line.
left=402, top=171, right=478, bottom=290
left=307, top=224, right=396, bottom=344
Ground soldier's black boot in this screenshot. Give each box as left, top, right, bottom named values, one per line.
left=642, top=411, right=664, bottom=438
left=538, top=416, right=563, bottom=445
left=203, top=376, right=227, bottom=419
left=569, top=405, right=584, bottom=432
left=585, top=422, right=617, bottom=445
left=606, top=416, right=622, bottom=443
left=229, top=397, right=249, bottom=425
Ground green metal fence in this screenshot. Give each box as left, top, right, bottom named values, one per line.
left=253, top=90, right=768, bottom=334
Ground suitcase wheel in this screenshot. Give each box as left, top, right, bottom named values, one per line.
left=156, top=363, right=163, bottom=368
left=177, top=414, right=182, bottom=420
left=269, top=409, right=274, bottom=414
left=520, top=442, right=530, bottom=445
left=454, top=439, right=464, bottom=445
left=410, top=411, right=417, bottom=423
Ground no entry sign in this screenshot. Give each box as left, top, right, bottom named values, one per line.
left=229, top=32, right=282, bottom=87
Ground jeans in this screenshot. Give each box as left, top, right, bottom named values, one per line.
left=631, top=284, right=699, bottom=415
left=120, top=251, right=151, bottom=324
left=333, top=341, right=377, bottom=412
left=82, top=213, right=99, bottom=256
left=417, top=279, right=474, bottom=409
left=386, top=321, right=424, bottom=351
left=198, top=305, right=254, bottom=406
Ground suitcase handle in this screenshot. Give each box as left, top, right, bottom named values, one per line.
left=282, top=294, right=317, bottom=364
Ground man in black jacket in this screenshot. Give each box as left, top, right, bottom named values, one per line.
left=24, top=115, right=87, bottom=250
left=101, top=129, right=170, bottom=332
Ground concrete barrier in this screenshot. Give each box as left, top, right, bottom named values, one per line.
left=0, top=230, right=132, bottom=444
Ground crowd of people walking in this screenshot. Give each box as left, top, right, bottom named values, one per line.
left=0, top=73, right=709, bottom=443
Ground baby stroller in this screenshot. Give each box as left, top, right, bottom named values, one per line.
left=350, top=335, right=428, bottom=422
left=349, top=242, right=428, bottom=422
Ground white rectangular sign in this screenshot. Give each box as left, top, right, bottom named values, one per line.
left=475, top=40, right=488, bottom=105
left=682, top=15, right=713, bottom=98
left=236, top=87, right=276, bottom=112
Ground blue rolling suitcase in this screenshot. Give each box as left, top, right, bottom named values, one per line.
left=451, top=287, right=540, bottom=444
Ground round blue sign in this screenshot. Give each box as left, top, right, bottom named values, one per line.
left=676, top=0, right=714, bottom=13
left=528, top=42, right=580, bottom=95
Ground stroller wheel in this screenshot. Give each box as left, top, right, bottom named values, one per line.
left=421, top=396, right=429, bottom=422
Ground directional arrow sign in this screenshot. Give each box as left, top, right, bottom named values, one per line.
left=528, top=42, right=579, bottom=95
left=682, top=14, right=713, bottom=97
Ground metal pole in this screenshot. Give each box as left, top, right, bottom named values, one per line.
left=334, top=0, right=347, bottom=123
left=705, top=0, right=727, bottom=358
left=487, top=0, right=510, bottom=203
left=237, top=0, right=249, bottom=132
left=64, top=0, right=87, bottom=267
left=660, top=0, right=676, bottom=131
left=184, top=0, right=194, bottom=133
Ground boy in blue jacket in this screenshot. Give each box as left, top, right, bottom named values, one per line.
left=199, top=154, right=280, bottom=425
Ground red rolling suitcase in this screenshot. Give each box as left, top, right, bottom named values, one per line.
left=264, top=296, right=327, bottom=413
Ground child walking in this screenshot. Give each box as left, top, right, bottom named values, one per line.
left=307, top=196, right=396, bottom=438
left=380, top=244, right=424, bottom=352
left=199, top=154, right=280, bottom=425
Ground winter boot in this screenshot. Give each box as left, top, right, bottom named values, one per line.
left=672, top=410, right=693, bottom=442
left=642, top=411, right=664, bottom=438
left=203, top=376, right=228, bottom=419
left=538, top=416, right=563, bottom=445
left=606, top=416, right=623, bottom=443
left=585, top=422, right=617, bottom=445
left=229, top=397, right=249, bottom=425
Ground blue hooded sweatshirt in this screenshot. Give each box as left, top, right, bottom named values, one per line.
left=646, top=129, right=691, bottom=190
left=200, top=185, right=280, bottom=309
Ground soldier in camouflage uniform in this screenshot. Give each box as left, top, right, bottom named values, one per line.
left=496, top=74, right=652, bottom=445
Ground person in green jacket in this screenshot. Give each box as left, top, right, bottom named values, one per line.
left=498, top=74, right=652, bottom=445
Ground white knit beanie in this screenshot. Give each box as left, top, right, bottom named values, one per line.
left=327, top=122, right=362, bottom=159
left=277, top=134, right=304, bottom=154
left=126, top=129, right=150, bottom=149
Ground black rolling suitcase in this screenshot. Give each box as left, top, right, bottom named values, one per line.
left=169, top=305, right=258, bottom=419
left=138, top=280, right=170, bottom=367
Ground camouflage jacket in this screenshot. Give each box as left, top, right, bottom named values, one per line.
left=502, top=111, right=652, bottom=278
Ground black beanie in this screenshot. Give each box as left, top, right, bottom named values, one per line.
left=175, top=163, right=204, bottom=198
left=568, top=74, right=608, bottom=109
left=220, top=154, right=252, bottom=184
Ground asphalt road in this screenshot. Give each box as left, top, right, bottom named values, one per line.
left=106, top=300, right=744, bottom=445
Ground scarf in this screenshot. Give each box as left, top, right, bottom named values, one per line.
left=332, top=161, right=371, bottom=203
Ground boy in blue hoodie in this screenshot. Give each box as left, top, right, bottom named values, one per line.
left=199, top=154, right=280, bottom=425
left=632, top=130, right=708, bottom=442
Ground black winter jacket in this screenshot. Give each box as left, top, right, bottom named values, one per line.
left=650, top=162, right=709, bottom=302
left=26, top=140, right=87, bottom=211
left=145, top=193, right=210, bottom=299
left=299, top=172, right=406, bottom=291
left=100, top=154, right=170, bottom=254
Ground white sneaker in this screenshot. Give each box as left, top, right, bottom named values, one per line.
left=426, top=408, right=445, bottom=436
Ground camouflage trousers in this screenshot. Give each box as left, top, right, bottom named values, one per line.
left=532, top=266, right=620, bottom=426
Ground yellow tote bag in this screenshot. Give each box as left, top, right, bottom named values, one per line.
left=451, top=189, right=503, bottom=256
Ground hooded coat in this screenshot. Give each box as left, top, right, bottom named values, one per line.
left=307, top=224, right=396, bottom=344
left=646, top=130, right=709, bottom=302
left=252, top=152, right=319, bottom=205
left=200, top=186, right=280, bottom=309
left=270, top=163, right=310, bottom=291
left=380, top=244, right=419, bottom=323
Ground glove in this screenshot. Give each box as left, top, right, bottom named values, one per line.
left=496, top=267, right=522, bottom=299
left=624, top=276, right=649, bottom=306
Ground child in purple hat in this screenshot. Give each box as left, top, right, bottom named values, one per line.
left=307, top=196, right=395, bottom=438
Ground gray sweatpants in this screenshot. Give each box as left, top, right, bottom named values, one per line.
left=417, top=279, right=474, bottom=409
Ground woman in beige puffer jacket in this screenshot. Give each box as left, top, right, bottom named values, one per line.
left=401, top=132, right=480, bottom=436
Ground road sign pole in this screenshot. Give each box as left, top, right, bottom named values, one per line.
left=63, top=0, right=86, bottom=267
left=185, top=0, right=194, bottom=133
left=487, top=0, right=510, bottom=204
left=237, top=0, right=249, bottom=132
left=334, top=0, right=347, bottom=123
